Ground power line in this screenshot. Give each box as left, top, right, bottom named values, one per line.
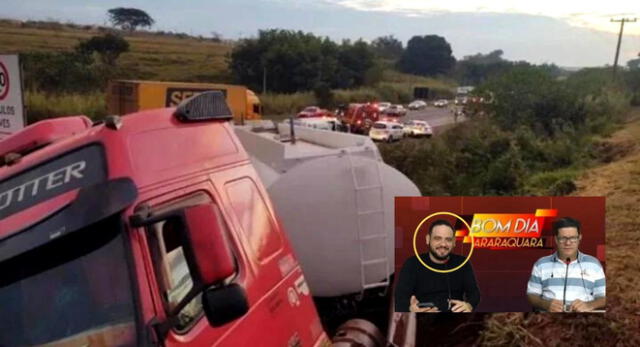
left=611, top=18, right=637, bottom=79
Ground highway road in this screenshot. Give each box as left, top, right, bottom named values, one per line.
left=400, top=105, right=466, bottom=135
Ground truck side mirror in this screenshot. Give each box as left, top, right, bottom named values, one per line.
left=131, top=203, right=236, bottom=287
left=182, top=204, right=236, bottom=287
left=202, top=283, right=249, bottom=326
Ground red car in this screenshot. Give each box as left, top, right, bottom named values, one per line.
left=296, top=106, right=329, bottom=118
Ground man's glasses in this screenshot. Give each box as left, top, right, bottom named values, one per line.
left=557, top=236, right=579, bottom=243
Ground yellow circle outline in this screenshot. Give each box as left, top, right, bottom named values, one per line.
left=412, top=211, right=475, bottom=273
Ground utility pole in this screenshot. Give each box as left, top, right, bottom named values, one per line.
left=611, top=18, right=637, bottom=79
left=262, top=66, right=267, bottom=94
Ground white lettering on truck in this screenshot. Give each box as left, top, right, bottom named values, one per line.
left=0, top=161, right=86, bottom=211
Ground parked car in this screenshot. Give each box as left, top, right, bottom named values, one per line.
left=433, top=99, right=449, bottom=107
left=297, top=106, right=330, bottom=118
left=455, top=96, right=468, bottom=105
left=377, top=102, right=392, bottom=112
left=408, top=100, right=427, bottom=110
left=382, top=104, right=407, bottom=117
left=369, top=121, right=404, bottom=142
left=403, top=120, right=433, bottom=137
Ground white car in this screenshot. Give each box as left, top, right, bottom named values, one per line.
left=382, top=104, right=407, bottom=117
left=434, top=99, right=449, bottom=107
left=455, top=97, right=468, bottom=105
left=408, top=100, right=427, bottom=110
left=403, top=120, right=433, bottom=137
left=369, top=121, right=404, bottom=142
left=377, top=102, right=391, bottom=112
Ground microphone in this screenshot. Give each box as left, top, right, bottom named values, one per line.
left=562, top=257, right=570, bottom=312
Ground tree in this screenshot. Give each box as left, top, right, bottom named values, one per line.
left=454, top=49, right=515, bottom=85
left=22, top=51, right=99, bottom=93
left=627, top=58, right=640, bottom=70
left=76, top=33, right=130, bottom=66
left=336, top=39, right=377, bottom=88
left=108, top=7, right=154, bottom=31
left=397, top=35, right=455, bottom=76
left=229, top=29, right=379, bottom=93
left=482, top=65, right=586, bottom=136
left=372, top=35, right=403, bottom=61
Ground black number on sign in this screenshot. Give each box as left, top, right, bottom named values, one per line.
left=0, top=72, right=5, bottom=87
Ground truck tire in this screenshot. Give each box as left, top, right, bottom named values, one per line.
left=333, top=319, right=386, bottom=347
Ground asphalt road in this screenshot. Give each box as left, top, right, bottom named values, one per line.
left=401, top=105, right=466, bottom=135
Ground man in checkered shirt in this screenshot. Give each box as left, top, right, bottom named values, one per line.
left=527, top=217, right=606, bottom=312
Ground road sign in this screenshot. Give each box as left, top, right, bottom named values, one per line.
left=0, top=55, right=25, bottom=140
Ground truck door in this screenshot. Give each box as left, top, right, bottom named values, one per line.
left=138, top=186, right=324, bottom=346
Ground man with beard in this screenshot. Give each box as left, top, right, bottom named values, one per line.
left=527, top=217, right=606, bottom=312
left=394, top=219, right=480, bottom=312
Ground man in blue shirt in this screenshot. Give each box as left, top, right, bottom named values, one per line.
left=527, top=217, right=606, bottom=312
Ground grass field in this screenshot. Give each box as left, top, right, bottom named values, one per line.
left=475, top=110, right=640, bottom=346
left=0, top=19, right=233, bottom=83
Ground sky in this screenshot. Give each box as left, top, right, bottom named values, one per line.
left=2, top=0, right=639, bottom=67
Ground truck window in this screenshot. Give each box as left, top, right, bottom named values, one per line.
left=226, top=179, right=282, bottom=263
left=253, top=104, right=261, bottom=115
left=148, top=219, right=202, bottom=331
left=145, top=193, right=236, bottom=333
left=0, top=216, right=137, bottom=346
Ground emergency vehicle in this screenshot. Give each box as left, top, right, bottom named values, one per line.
left=338, top=103, right=381, bottom=134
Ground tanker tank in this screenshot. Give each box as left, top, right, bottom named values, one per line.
left=235, top=121, right=420, bottom=297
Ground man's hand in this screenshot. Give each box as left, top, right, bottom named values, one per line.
left=409, top=295, right=439, bottom=313
left=569, top=299, right=592, bottom=312
left=448, top=299, right=472, bottom=313
left=547, top=299, right=564, bottom=312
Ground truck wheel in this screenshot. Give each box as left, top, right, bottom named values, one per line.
left=333, top=319, right=386, bottom=347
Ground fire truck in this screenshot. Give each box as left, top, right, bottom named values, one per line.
left=0, top=92, right=413, bottom=346
left=338, top=103, right=381, bottom=134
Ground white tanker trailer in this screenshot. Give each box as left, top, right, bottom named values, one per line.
left=235, top=121, right=420, bottom=297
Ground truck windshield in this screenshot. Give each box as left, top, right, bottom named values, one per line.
left=0, top=215, right=137, bottom=346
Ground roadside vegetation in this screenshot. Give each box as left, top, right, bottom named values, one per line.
left=379, top=65, right=634, bottom=196
left=473, top=111, right=640, bottom=347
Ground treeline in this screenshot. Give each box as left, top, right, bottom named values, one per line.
left=380, top=65, right=635, bottom=196
left=230, top=29, right=381, bottom=93
left=230, top=30, right=460, bottom=94
left=229, top=30, right=569, bottom=96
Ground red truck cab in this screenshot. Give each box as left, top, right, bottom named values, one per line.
left=0, top=92, right=329, bottom=347
left=339, top=103, right=380, bottom=134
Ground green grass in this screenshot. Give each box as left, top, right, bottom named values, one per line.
left=523, top=168, right=580, bottom=195
left=25, top=90, right=106, bottom=124
left=261, top=91, right=315, bottom=119
left=0, top=19, right=234, bottom=83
